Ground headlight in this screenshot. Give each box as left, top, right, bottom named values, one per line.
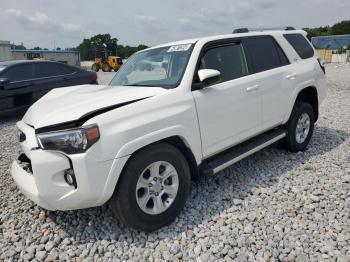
left=36, top=125, right=100, bottom=154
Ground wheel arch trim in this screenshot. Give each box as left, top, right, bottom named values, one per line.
left=96, top=127, right=201, bottom=205
left=114, top=125, right=201, bottom=164
left=283, top=82, right=319, bottom=123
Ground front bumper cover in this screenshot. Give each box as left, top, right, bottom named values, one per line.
left=10, top=121, right=125, bottom=211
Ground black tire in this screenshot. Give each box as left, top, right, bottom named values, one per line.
left=113, top=68, right=119, bottom=72
left=91, top=63, right=100, bottom=72
left=110, top=143, right=191, bottom=231
left=283, top=102, right=315, bottom=152
left=102, top=63, right=111, bottom=72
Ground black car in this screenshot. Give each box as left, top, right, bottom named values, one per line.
left=0, top=60, right=98, bottom=116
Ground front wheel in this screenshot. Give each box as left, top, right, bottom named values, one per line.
left=91, top=63, right=100, bottom=72
left=109, top=143, right=191, bottom=231
left=102, top=63, right=111, bottom=72
left=283, top=102, right=315, bottom=152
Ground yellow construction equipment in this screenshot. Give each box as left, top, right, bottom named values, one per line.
left=32, top=58, right=48, bottom=61
left=91, top=53, right=123, bottom=72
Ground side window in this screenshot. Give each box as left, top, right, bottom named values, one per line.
left=199, top=43, right=248, bottom=83
left=34, top=63, right=74, bottom=78
left=245, top=37, right=288, bottom=73
left=276, top=43, right=290, bottom=66
left=283, top=33, right=314, bottom=59
left=0, top=66, right=5, bottom=77
left=3, top=64, right=34, bottom=82
left=58, top=64, right=75, bottom=74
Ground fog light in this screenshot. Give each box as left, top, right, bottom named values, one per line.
left=64, top=169, right=77, bottom=188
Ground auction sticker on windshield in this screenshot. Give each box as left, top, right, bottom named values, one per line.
left=168, top=44, right=192, bottom=52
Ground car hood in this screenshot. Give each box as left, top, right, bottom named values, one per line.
left=23, top=85, right=167, bottom=129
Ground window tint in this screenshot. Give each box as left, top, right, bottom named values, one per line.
left=199, top=43, right=248, bottom=82
left=3, top=64, right=34, bottom=82
left=283, top=34, right=314, bottom=59
left=245, top=37, right=288, bottom=73
left=34, top=63, right=74, bottom=78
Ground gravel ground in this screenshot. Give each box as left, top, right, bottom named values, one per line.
left=0, top=65, right=349, bottom=261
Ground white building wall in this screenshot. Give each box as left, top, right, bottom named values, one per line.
left=42, top=52, right=80, bottom=66
left=11, top=51, right=81, bottom=66
left=0, top=41, right=12, bottom=62
left=331, top=54, right=348, bottom=63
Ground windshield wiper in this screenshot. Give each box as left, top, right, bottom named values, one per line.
left=113, top=83, right=174, bottom=89
left=123, top=84, right=153, bottom=87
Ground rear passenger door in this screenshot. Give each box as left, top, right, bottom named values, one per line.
left=192, top=41, right=262, bottom=157
left=33, top=62, right=75, bottom=101
left=243, top=36, right=290, bottom=130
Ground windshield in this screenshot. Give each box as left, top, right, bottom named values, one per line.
left=110, top=44, right=194, bottom=89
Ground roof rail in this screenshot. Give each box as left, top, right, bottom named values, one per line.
left=232, top=26, right=295, bottom=34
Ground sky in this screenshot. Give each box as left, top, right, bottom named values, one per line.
left=0, top=0, right=349, bottom=49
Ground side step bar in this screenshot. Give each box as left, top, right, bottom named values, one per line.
left=202, top=128, right=287, bottom=175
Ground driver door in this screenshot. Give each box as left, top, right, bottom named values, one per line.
left=192, top=41, right=262, bottom=157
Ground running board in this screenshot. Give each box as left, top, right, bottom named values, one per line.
left=202, top=129, right=287, bottom=175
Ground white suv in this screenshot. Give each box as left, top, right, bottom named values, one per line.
left=11, top=29, right=326, bottom=231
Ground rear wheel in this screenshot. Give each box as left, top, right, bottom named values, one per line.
left=91, top=63, right=100, bottom=72
left=102, top=63, right=111, bottom=72
left=283, top=102, right=315, bottom=152
left=109, top=143, right=191, bottom=231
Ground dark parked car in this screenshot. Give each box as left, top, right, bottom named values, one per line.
left=0, top=60, right=98, bottom=116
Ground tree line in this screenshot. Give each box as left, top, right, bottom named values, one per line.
left=11, top=20, right=350, bottom=56
left=11, top=33, right=148, bottom=60
left=75, top=34, right=148, bottom=60
left=303, top=19, right=350, bottom=40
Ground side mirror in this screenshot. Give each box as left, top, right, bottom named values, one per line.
left=0, top=78, right=10, bottom=88
left=194, top=69, right=221, bottom=90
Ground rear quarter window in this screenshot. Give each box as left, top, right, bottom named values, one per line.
left=283, top=34, right=314, bottom=59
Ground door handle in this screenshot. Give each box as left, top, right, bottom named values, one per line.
left=286, top=73, right=297, bottom=79
left=246, top=84, right=259, bottom=92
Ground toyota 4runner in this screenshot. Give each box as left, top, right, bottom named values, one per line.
left=11, top=28, right=326, bottom=231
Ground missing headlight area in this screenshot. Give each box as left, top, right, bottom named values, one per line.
left=17, top=153, right=32, bottom=174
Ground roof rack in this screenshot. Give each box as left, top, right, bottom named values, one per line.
left=232, top=26, right=295, bottom=34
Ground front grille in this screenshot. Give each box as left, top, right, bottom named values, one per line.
left=17, top=153, right=32, bottom=174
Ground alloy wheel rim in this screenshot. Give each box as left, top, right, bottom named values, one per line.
left=136, top=161, right=179, bottom=215
left=295, top=113, right=310, bottom=144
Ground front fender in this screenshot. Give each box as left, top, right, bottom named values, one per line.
left=95, top=126, right=201, bottom=206
left=115, top=125, right=201, bottom=164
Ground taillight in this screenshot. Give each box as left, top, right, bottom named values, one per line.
left=91, top=73, right=98, bottom=83
left=317, top=58, right=325, bottom=74
left=92, top=73, right=97, bottom=81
